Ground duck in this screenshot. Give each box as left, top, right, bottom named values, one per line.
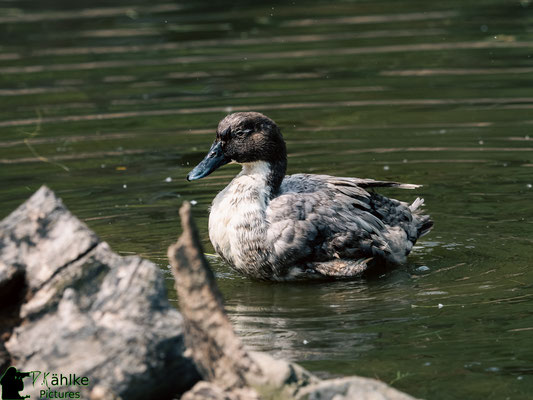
left=187, top=112, right=433, bottom=281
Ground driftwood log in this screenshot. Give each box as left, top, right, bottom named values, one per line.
left=1, top=187, right=417, bottom=400
left=168, top=202, right=264, bottom=391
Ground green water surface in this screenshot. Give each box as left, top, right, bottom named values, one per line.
left=1, top=1, right=532, bottom=399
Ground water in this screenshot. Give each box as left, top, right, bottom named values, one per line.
left=1, top=1, right=533, bottom=398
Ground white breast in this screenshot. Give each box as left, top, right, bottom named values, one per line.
left=208, top=161, right=271, bottom=269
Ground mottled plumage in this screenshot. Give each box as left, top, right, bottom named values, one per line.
left=187, top=112, right=433, bottom=281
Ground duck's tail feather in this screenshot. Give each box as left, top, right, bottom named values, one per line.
left=409, top=197, right=434, bottom=237
left=361, top=180, right=421, bottom=190
left=327, top=176, right=421, bottom=190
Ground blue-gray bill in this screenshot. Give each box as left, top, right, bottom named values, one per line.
left=186, top=141, right=229, bottom=181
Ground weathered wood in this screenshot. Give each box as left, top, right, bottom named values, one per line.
left=168, top=201, right=263, bottom=391
left=0, top=186, right=200, bottom=400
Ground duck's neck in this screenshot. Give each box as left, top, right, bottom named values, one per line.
left=241, top=159, right=286, bottom=198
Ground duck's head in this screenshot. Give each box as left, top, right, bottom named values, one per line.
left=187, top=112, right=287, bottom=184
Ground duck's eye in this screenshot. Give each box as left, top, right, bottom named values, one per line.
left=235, top=129, right=253, bottom=137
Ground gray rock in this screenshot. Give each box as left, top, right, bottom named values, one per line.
left=1, top=186, right=199, bottom=400
left=0, top=185, right=98, bottom=292
left=182, top=382, right=261, bottom=400
left=296, top=377, right=417, bottom=400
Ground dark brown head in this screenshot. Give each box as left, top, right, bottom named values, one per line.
left=187, top=112, right=287, bottom=187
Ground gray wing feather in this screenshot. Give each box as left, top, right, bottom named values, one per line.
left=266, top=174, right=426, bottom=271
left=325, top=176, right=421, bottom=190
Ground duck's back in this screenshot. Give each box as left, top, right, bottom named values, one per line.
left=265, top=174, right=432, bottom=276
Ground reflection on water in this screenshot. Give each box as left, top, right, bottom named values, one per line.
left=1, top=1, right=532, bottom=398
